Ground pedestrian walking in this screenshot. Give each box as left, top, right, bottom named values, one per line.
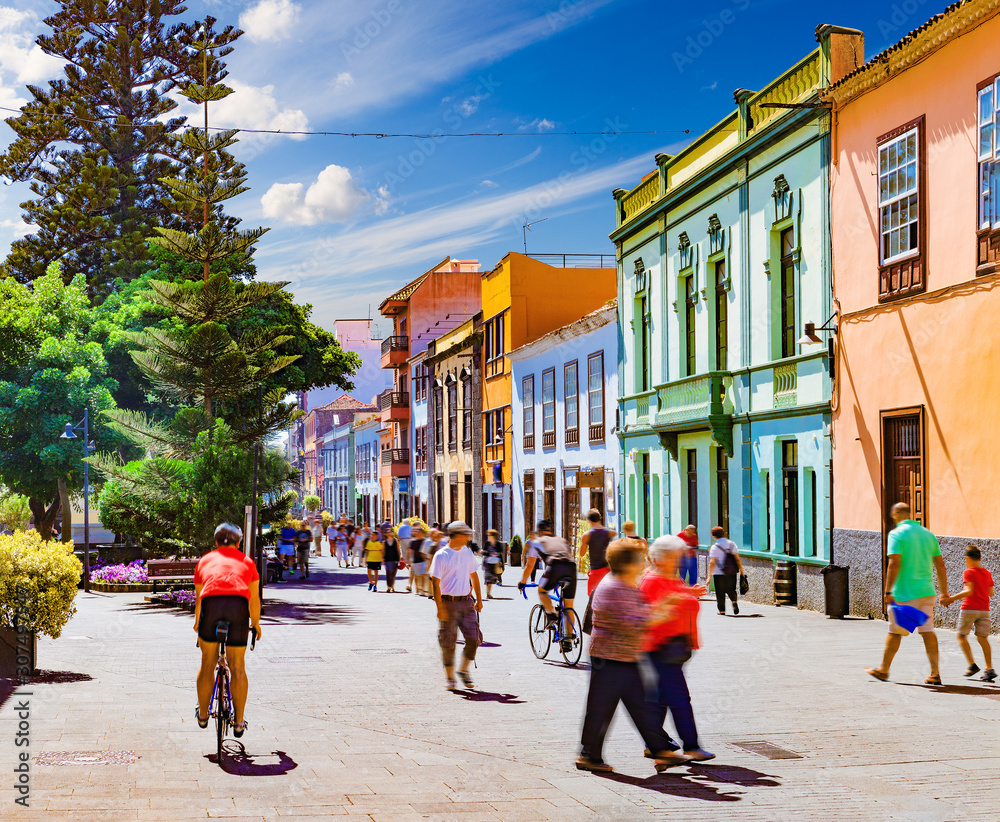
left=942, top=544, right=994, bottom=681
left=707, top=526, right=742, bottom=615
left=640, top=536, right=715, bottom=762
left=277, top=525, right=296, bottom=576
left=408, top=524, right=430, bottom=596
left=525, top=530, right=543, bottom=583
left=676, top=525, right=699, bottom=586
left=579, top=509, right=613, bottom=596
left=326, top=520, right=338, bottom=560
left=311, top=517, right=323, bottom=557
left=620, top=520, right=648, bottom=551
left=295, top=524, right=312, bottom=579
left=482, top=529, right=504, bottom=599
left=364, top=530, right=384, bottom=591
left=867, top=502, right=949, bottom=685
left=333, top=525, right=349, bottom=567
left=577, top=539, right=689, bottom=774
left=383, top=530, right=401, bottom=592
left=352, top=525, right=368, bottom=567
left=429, top=521, right=483, bottom=691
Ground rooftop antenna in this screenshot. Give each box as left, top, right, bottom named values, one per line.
left=523, top=217, right=547, bottom=255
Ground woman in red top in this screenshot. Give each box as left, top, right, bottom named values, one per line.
left=194, top=523, right=262, bottom=737
left=639, top=535, right=714, bottom=762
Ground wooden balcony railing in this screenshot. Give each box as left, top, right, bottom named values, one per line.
left=380, top=448, right=410, bottom=465
left=379, top=390, right=410, bottom=410
left=565, top=427, right=579, bottom=447
left=523, top=433, right=535, bottom=451
left=542, top=430, right=556, bottom=449
left=589, top=423, right=605, bottom=443
left=380, top=336, right=409, bottom=356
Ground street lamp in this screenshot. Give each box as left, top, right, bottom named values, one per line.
left=60, top=408, right=95, bottom=593
left=797, top=313, right=838, bottom=381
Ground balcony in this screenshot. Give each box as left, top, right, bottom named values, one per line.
left=379, top=390, right=410, bottom=422
left=380, top=448, right=410, bottom=477
left=542, top=430, right=556, bottom=449
left=565, top=427, right=579, bottom=447
left=523, top=432, right=535, bottom=451
left=651, top=371, right=735, bottom=459
left=380, top=336, right=409, bottom=369
left=621, top=389, right=655, bottom=431
left=621, top=172, right=661, bottom=224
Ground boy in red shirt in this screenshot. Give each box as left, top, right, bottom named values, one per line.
left=942, top=545, right=995, bottom=682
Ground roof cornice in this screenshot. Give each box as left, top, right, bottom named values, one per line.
left=824, top=0, right=1000, bottom=105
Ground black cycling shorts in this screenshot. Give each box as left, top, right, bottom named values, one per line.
left=539, top=560, right=577, bottom=599
left=198, top=595, right=251, bottom=647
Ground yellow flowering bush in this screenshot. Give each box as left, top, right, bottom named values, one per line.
left=0, top=530, right=82, bottom=638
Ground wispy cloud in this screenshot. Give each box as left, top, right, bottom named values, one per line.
left=518, top=118, right=556, bottom=132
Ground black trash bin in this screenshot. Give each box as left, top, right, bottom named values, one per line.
left=821, top=564, right=850, bottom=618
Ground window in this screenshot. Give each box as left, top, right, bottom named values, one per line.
left=716, top=449, right=729, bottom=535
left=686, top=450, right=698, bottom=528
left=564, top=361, right=579, bottom=446
left=433, top=386, right=443, bottom=452
left=782, top=440, right=799, bottom=557
left=413, top=362, right=427, bottom=402
left=415, top=426, right=427, bottom=471
left=877, top=118, right=925, bottom=300
left=780, top=228, right=796, bottom=359
left=684, top=275, right=697, bottom=377
left=978, top=75, right=1000, bottom=271
left=524, top=471, right=535, bottom=534
left=485, top=407, right=506, bottom=463
left=637, top=295, right=649, bottom=392
left=542, top=368, right=555, bottom=448
left=715, top=259, right=728, bottom=370
left=447, top=380, right=457, bottom=452
left=485, top=312, right=505, bottom=377
left=588, top=352, right=605, bottom=441
left=522, top=375, right=535, bottom=451
left=462, top=376, right=472, bottom=447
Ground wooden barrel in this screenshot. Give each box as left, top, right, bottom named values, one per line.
left=774, top=560, right=797, bottom=606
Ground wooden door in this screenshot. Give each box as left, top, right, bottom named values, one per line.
left=565, top=490, right=580, bottom=546
left=881, top=409, right=926, bottom=608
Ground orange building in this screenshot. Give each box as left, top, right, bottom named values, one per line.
left=479, top=253, right=616, bottom=540
left=825, top=1, right=1000, bottom=623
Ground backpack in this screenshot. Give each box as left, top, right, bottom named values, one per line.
left=719, top=543, right=739, bottom=575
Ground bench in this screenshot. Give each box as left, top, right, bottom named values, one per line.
left=147, top=559, right=198, bottom=592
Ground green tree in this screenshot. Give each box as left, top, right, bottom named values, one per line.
left=0, top=0, right=210, bottom=295
left=0, top=263, right=119, bottom=539
left=303, top=495, right=321, bottom=514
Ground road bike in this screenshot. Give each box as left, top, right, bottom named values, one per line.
left=521, top=582, right=583, bottom=666
left=204, top=621, right=256, bottom=762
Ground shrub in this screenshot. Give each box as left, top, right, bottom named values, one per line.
left=91, top=560, right=149, bottom=584
left=0, top=492, right=32, bottom=532
left=0, top=530, right=81, bottom=638
left=303, top=494, right=321, bottom=513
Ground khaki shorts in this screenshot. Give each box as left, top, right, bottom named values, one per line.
left=888, top=596, right=937, bottom=636
left=957, top=610, right=991, bottom=638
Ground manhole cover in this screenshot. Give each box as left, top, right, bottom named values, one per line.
left=36, top=751, right=139, bottom=766
left=731, top=741, right=803, bottom=760
left=351, top=649, right=407, bottom=655
left=262, top=657, right=323, bottom=663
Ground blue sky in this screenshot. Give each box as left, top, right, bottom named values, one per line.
left=0, top=0, right=938, bottom=331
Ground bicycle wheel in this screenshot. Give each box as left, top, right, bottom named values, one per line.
left=559, top=609, right=584, bottom=666
left=528, top=604, right=551, bottom=659
left=216, top=671, right=229, bottom=760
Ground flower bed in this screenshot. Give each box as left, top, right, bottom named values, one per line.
left=146, top=589, right=196, bottom=612
left=90, top=559, right=155, bottom=592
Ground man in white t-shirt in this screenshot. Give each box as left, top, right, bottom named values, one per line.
left=707, top=526, right=744, bottom=615
left=429, top=521, right=483, bottom=691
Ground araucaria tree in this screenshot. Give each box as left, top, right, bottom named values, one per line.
left=0, top=0, right=202, bottom=295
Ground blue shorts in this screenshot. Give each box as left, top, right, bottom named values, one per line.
left=277, top=542, right=295, bottom=556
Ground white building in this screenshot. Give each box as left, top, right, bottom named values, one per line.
left=510, top=303, right=619, bottom=545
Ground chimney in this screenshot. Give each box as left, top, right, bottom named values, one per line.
left=816, top=24, right=865, bottom=85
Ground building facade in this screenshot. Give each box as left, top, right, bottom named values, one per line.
left=424, top=316, right=483, bottom=530
left=353, top=416, right=382, bottom=526
left=480, top=252, right=617, bottom=543
left=510, top=303, right=619, bottom=546
left=611, top=27, right=863, bottom=609
left=323, top=421, right=356, bottom=520
left=825, top=1, right=1000, bottom=626
left=378, top=257, right=482, bottom=523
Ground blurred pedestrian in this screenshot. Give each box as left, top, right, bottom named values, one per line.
left=579, top=509, right=613, bottom=596
left=621, top=520, right=648, bottom=551
left=326, top=518, right=338, bottom=560
left=641, top=536, right=714, bottom=762
left=295, top=523, right=312, bottom=579
left=409, top=524, right=430, bottom=595
left=577, top=539, right=688, bottom=774
left=352, top=524, right=368, bottom=567
left=707, top=526, right=742, bottom=615
left=430, top=521, right=483, bottom=691
left=277, top=525, right=296, bottom=575
left=333, top=524, right=349, bottom=567
left=365, top=529, right=384, bottom=592
left=942, top=545, right=995, bottom=681
left=482, top=529, right=504, bottom=599
left=867, top=502, right=948, bottom=685
left=383, top=529, right=401, bottom=592
left=676, top=525, right=699, bottom=586
left=311, top=517, right=323, bottom=557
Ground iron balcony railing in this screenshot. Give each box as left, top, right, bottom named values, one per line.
left=380, top=336, right=409, bottom=356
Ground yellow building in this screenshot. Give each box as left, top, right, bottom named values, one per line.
left=479, top=252, right=616, bottom=540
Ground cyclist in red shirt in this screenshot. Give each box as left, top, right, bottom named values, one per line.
left=194, top=523, right=262, bottom=737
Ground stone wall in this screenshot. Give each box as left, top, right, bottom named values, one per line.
left=834, top=528, right=1000, bottom=632
left=737, top=555, right=826, bottom=613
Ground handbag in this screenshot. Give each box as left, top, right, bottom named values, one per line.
left=739, top=574, right=749, bottom=595
left=652, top=635, right=692, bottom=665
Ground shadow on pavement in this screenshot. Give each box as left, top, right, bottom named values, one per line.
left=208, top=741, right=298, bottom=776
left=600, top=763, right=780, bottom=801
left=261, top=601, right=360, bottom=625
left=899, top=682, right=1000, bottom=698
left=455, top=689, right=526, bottom=704
left=0, top=670, right=94, bottom=711
left=543, top=660, right=590, bottom=671
left=727, top=614, right=765, bottom=618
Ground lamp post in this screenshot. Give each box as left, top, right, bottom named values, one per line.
left=60, top=408, right=94, bottom=593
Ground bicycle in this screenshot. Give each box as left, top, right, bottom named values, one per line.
left=521, top=582, right=583, bottom=666
left=203, top=621, right=256, bottom=762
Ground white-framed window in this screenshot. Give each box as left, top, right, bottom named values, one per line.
left=878, top=125, right=920, bottom=264
left=979, top=77, right=1000, bottom=231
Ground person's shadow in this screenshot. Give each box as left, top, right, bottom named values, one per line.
left=207, top=743, right=298, bottom=776
left=600, top=763, right=780, bottom=802
left=454, top=689, right=525, bottom=704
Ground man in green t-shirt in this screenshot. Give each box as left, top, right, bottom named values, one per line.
left=867, top=503, right=949, bottom=685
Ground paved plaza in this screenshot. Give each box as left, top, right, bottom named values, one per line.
left=2, top=557, right=998, bottom=821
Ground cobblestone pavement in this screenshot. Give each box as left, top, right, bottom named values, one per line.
left=2, top=556, right=998, bottom=821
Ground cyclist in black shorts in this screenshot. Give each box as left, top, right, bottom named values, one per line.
left=518, top=520, right=578, bottom=644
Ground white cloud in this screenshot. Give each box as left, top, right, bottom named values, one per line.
left=261, top=164, right=370, bottom=225
left=518, top=118, right=556, bottom=132
left=0, top=217, right=35, bottom=237
left=239, top=0, right=301, bottom=43
left=0, top=8, right=63, bottom=105
left=480, top=180, right=498, bottom=189
left=173, top=80, right=309, bottom=140
left=331, top=72, right=354, bottom=91
left=458, top=95, right=481, bottom=117
left=373, top=185, right=391, bottom=217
